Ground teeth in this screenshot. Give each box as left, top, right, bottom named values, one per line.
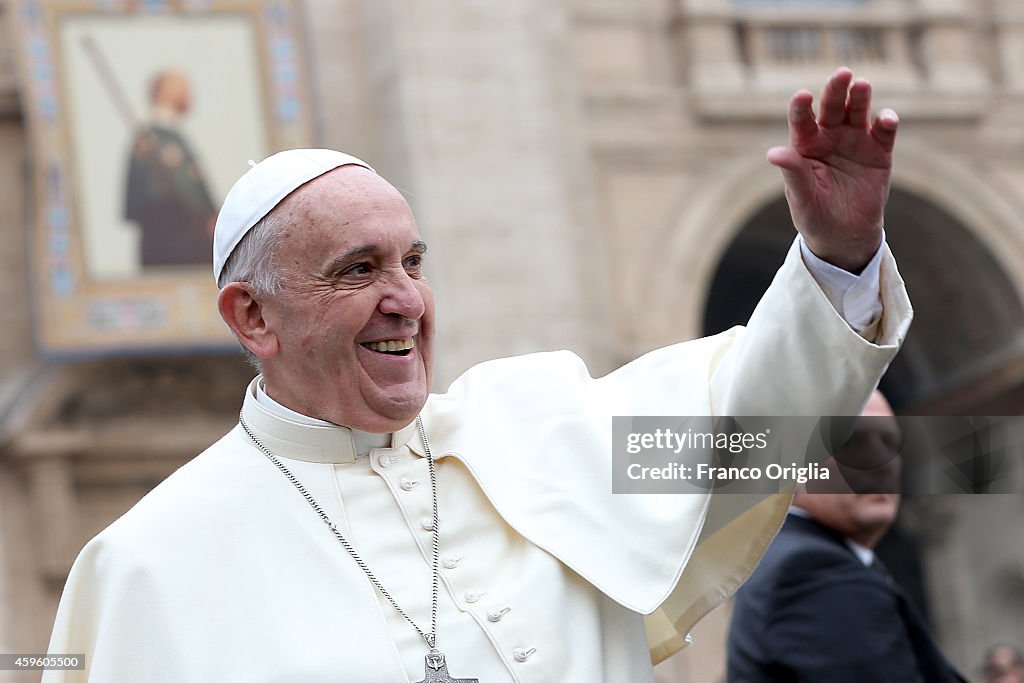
left=363, top=338, right=415, bottom=352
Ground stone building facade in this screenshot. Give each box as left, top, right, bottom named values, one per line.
left=1, top=0, right=1023, bottom=680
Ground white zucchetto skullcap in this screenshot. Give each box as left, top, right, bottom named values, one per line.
left=213, top=148, right=375, bottom=281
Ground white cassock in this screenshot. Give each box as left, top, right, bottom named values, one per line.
left=44, top=240, right=912, bottom=682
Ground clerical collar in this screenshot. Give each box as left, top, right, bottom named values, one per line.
left=256, top=379, right=335, bottom=427
left=244, top=377, right=415, bottom=463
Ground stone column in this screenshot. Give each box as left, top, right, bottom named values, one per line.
left=992, top=0, right=1024, bottom=92
left=23, top=455, right=79, bottom=584
left=359, top=0, right=613, bottom=383
left=916, top=0, right=988, bottom=93
left=680, top=0, right=745, bottom=93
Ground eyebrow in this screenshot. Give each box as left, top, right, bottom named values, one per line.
left=336, top=245, right=377, bottom=262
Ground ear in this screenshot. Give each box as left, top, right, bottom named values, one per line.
left=218, top=283, right=279, bottom=360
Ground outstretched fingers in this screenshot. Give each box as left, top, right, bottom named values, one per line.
left=788, top=90, right=819, bottom=148
left=845, top=78, right=872, bottom=129
left=870, top=108, right=899, bottom=152
left=818, top=67, right=854, bottom=128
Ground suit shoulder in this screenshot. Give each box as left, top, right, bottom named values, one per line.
left=739, top=520, right=877, bottom=604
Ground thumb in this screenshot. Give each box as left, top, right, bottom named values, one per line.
left=766, top=146, right=814, bottom=208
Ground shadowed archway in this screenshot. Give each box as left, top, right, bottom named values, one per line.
left=702, top=188, right=1024, bottom=412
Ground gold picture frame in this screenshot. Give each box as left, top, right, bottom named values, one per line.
left=12, top=0, right=315, bottom=355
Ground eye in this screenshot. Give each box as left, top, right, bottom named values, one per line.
left=342, top=262, right=373, bottom=277
left=403, top=254, right=424, bottom=271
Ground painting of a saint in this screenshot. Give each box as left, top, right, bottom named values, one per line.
left=13, top=1, right=315, bottom=353
left=57, top=14, right=270, bottom=280
left=124, top=69, right=217, bottom=266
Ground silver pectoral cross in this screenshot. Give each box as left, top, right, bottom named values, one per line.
left=414, top=649, right=479, bottom=683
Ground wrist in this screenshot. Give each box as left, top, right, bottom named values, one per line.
left=801, top=233, right=882, bottom=274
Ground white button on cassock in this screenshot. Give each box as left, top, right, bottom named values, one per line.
left=512, top=647, right=536, bottom=662
left=464, top=591, right=486, bottom=603
left=399, top=478, right=419, bottom=491
left=486, top=607, right=510, bottom=622
left=442, top=556, right=464, bottom=569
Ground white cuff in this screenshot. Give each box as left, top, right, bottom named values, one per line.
left=798, top=234, right=884, bottom=335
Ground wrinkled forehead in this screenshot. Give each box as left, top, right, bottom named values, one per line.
left=272, top=168, right=420, bottom=268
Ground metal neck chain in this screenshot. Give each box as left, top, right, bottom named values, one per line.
left=238, top=412, right=441, bottom=652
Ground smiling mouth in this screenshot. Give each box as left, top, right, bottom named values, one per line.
left=361, top=338, right=415, bottom=356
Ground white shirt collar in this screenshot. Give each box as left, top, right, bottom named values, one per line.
left=844, top=538, right=875, bottom=567
left=248, top=377, right=412, bottom=462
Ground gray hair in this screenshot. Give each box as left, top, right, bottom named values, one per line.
left=217, top=211, right=289, bottom=369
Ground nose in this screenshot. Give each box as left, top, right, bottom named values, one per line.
left=378, top=270, right=426, bottom=320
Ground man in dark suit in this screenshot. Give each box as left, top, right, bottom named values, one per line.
left=727, top=392, right=966, bottom=682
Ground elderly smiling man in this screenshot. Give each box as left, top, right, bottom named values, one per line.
left=45, top=68, right=911, bottom=682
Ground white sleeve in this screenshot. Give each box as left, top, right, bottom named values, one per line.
left=798, top=234, right=884, bottom=337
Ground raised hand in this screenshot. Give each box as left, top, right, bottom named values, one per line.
left=767, top=67, right=898, bottom=272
